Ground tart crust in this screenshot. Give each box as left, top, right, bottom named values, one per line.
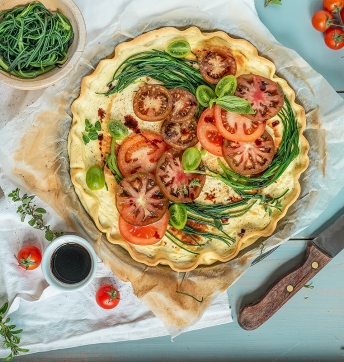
left=68, top=26, right=309, bottom=272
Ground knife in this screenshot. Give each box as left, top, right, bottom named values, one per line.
left=238, top=214, right=344, bottom=331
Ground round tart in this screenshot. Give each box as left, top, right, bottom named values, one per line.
left=68, top=26, right=309, bottom=272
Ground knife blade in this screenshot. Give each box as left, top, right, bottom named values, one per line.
left=238, top=214, right=344, bottom=331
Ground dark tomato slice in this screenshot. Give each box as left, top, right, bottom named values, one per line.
left=119, top=211, right=169, bottom=245
left=116, top=172, right=168, bottom=226
left=197, top=107, right=223, bottom=156
left=155, top=151, right=206, bottom=203
left=222, top=130, right=275, bottom=176
left=133, top=84, right=173, bottom=121
left=214, top=104, right=266, bottom=143
left=198, top=46, right=237, bottom=84
left=117, top=131, right=169, bottom=178
left=161, top=117, right=198, bottom=150
left=168, top=88, right=198, bottom=122
left=234, top=74, right=284, bottom=122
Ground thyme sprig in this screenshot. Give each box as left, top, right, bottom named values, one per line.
left=82, top=119, right=101, bottom=145
left=0, top=302, right=28, bottom=361
left=8, top=189, right=63, bottom=241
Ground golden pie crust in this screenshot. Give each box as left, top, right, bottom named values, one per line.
left=68, top=26, right=309, bottom=272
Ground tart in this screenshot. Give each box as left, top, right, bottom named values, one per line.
left=68, top=26, right=309, bottom=272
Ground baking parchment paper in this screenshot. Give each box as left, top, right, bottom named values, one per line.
left=1, top=0, right=344, bottom=336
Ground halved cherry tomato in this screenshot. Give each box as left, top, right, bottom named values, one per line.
left=119, top=211, right=169, bottom=245
left=222, top=130, right=275, bottom=176
left=234, top=74, right=284, bottom=123
left=323, top=0, right=343, bottom=13
left=96, top=284, right=120, bottom=309
left=155, top=151, right=206, bottom=203
left=214, top=104, right=266, bottom=143
left=197, top=46, right=237, bottom=84
left=117, top=131, right=169, bottom=178
left=168, top=88, right=198, bottom=122
left=161, top=117, right=198, bottom=150
left=312, top=10, right=333, bottom=32
left=133, top=84, right=172, bottom=121
left=324, top=28, right=344, bottom=49
left=16, top=245, right=42, bottom=270
left=197, top=107, right=223, bottom=156
left=116, top=172, right=168, bottom=226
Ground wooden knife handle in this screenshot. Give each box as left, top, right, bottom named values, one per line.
left=238, top=242, right=332, bottom=331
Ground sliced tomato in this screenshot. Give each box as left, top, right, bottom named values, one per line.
left=119, top=211, right=169, bottom=245
left=234, top=74, right=284, bottom=122
left=133, top=84, right=173, bottom=121
left=197, top=107, right=223, bottom=156
left=117, top=131, right=169, bottom=178
left=198, top=46, right=237, bottom=84
left=214, top=104, right=266, bottom=143
left=161, top=117, right=198, bottom=150
left=222, top=130, right=275, bottom=176
left=116, top=172, right=168, bottom=226
left=155, top=151, right=206, bottom=203
left=168, top=88, right=198, bottom=122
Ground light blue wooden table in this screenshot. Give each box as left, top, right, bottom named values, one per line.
left=17, top=1, right=344, bottom=360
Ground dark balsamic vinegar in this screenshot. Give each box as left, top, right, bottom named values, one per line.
left=50, top=243, right=91, bottom=284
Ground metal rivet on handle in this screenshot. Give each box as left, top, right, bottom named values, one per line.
left=312, top=261, right=319, bottom=269
left=286, top=285, right=294, bottom=292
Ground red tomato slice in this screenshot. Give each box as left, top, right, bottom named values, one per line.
left=116, top=172, right=168, bottom=226
left=168, top=88, right=198, bottom=122
left=198, top=46, right=237, bottom=84
left=197, top=107, right=223, bottom=156
left=155, top=151, right=206, bottom=203
left=234, top=74, right=284, bottom=123
left=119, top=211, right=169, bottom=245
left=133, top=84, right=173, bottom=121
left=222, top=130, right=275, bottom=176
left=214, top=105, right=266, bottom=143
left=117, top=131, right=169, bottom=178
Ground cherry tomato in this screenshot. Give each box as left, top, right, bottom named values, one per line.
left=168, top=88, right=198, bottom=122
left=312, top=10, right=334, bottom=32
left=196, top=107, right=224, bottom=156
left=133, top=84, right=172, bottom=121
left=117, top=131, right=169, bottom=178
left=197, top=46, right=237, bottom=84
left=222, top=130, right=275, bottom=176
left=155, top=151, right=206, bottom=203
left=214, top=104, right=266, bottom=143
left=119, top=211, right=169, bottom=245
left=323, top=0, right=343, bottom=13
left=116, top=172, right=168, bottom=226
left=16, top=245, right=42, bottom=270
left=161, top=117, right=198, bottom=150
left=234, top=74, right=284, bottom=123
left=96, top=284, right=120, bottom=309
left=324, top=28, right=344, bottom=49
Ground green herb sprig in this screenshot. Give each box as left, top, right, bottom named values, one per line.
left=265, top=0, right=282, bottom=6
left=0, top=2, right=74, bottom=79
left=82, top=119, right=102, bottom=145
left=8, top=189, right=63, bottom=241
left=0, top=302, right=28, bottom=361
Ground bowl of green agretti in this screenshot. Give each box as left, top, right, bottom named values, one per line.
left=0, top=0, right=86, bottom=90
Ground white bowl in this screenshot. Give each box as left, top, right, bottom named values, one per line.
left=41, top=235, right=98, bottom=292
left=0, top=0, right=86, bottom=90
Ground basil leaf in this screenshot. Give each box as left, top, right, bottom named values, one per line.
left=215, top=95, right=255, bottom=114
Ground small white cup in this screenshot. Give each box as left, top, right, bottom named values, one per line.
left=41, top=235, right=98, bottom=292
